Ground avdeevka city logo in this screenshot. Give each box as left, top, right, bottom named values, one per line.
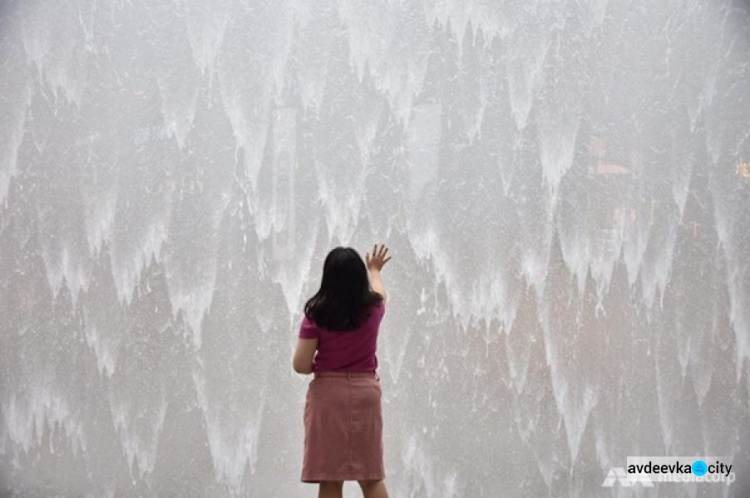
left=602, top=457, right=736, bottom=487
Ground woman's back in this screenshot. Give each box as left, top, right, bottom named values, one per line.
left=299, top=300, right=386, bottom=372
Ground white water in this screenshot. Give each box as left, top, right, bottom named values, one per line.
left=0, top=0, right=748, bottom=496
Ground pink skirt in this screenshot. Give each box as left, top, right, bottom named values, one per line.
left=301, top=371, right=385, bottom=483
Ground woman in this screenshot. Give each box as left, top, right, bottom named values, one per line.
left=293, top=244, right=391, bottom=498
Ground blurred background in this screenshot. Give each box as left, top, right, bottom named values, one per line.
left=0, top=0, right=749, bottom=496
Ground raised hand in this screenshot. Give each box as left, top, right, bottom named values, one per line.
left=365, top=243, right=391, bottom=272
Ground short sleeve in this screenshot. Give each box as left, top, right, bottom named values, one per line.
left=299, top=315, right=319, bottom=339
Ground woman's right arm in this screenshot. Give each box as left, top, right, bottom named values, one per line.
left=366, top=243, right=391, bottom=300
left=369, top=269, right=386, bottom=299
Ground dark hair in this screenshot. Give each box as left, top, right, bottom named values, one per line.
left=304, top=247, right=384, bottom=331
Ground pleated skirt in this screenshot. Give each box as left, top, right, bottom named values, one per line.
left=301, top=371, right=385, bottom=483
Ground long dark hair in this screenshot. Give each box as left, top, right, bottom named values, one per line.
left=304, top=247, right=384, bottom=331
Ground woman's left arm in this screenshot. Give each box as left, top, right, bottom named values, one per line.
left=293, top=338, right=318, bottom=374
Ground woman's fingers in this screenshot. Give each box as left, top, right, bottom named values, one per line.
left=367, top=244, right=390, bottom=264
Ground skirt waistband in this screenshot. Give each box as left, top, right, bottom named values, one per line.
left=314, top=371, right=378, bottom=379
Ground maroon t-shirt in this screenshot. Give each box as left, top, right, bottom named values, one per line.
left=299, top=300, right=385, bottom=372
